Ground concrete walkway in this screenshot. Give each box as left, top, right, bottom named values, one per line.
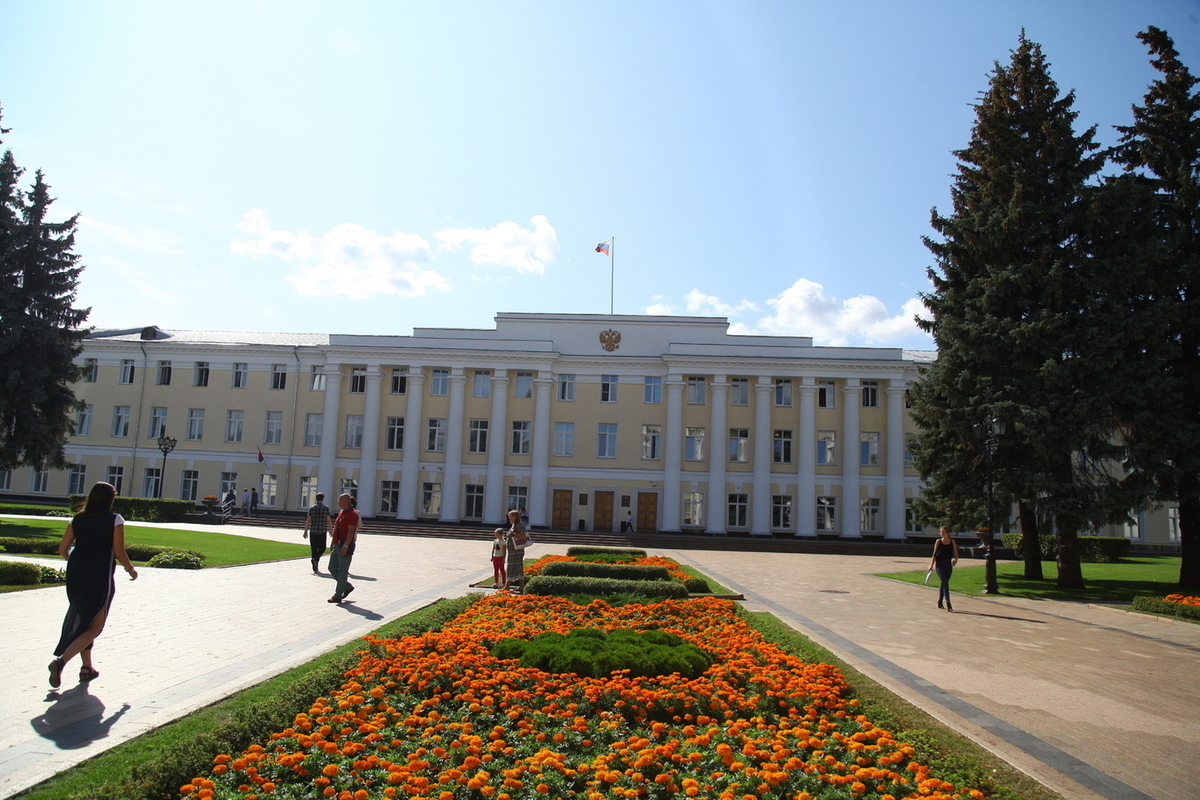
left=2, top=520, right=1197, bottom=800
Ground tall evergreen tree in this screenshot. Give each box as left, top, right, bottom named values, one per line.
left=0, top=106, right=90, bottom=471
left=911, top=34, right=1146, bottom=589
left=1112, top=27, right=1200, bottom=589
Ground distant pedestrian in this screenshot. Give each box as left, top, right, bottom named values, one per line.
left=303, top=492, right=332, bottom=573
left=327, top=493, right=360, bottom=603
left=490, top=528, right=507, bottom=589
left=625, top=510, right=635, bottom=533
left=249, top=488, right=259, bottom=517
left=520, top=507, right=529, bottom=528
left=503, top=509, right=531, bottom=592
left=929, top=526, right=960, bottom=612
left=241, top=488, right=250, bottom=516
left=223, top=489, right=236, bottom=515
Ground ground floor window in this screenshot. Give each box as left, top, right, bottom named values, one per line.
left=1169, top=507, right=1180, bottom=542
left=106, top=466, right=124, bottom=495
left=220, top=471, right=238, bottom=499
left=817, top=496, right=837, bottom=531
left=0, top=470, right=10, bottom=490
left=772, top=495, right=792, bottom=529
left=905, top=498, right=922, bottom=533
left=507, top=485, right=528, bottom=516
left=260, top=474, right=278, bottom=506
left=380, top=480, right=400, bottom=514
left=464, top=484, right=484, bottom=518
left=422, top=482, right=442, bottom=516
left=340, top=478, right=358, bottom=503
left=142, top=468, right=161, bottom=498
left=861, top=498, right=881, bottom=533
left=727, top=493, right=748, bottom=528
left=180, top=469, right=199, bottom=502
left=31, top=470, right=49, bottom=493
left=682, top=492, right=704, bottom=526
left=67, top=465, right=87, bottom=496
left=298, top=476, right=317, bottom=508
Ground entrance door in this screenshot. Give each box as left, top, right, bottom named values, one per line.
left=594, top=491, right=614, bottom=532
left=636, top=493, right=658, bottom=534
left=551, top=489, right=573, bottom=530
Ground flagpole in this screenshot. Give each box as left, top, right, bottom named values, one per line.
left=609, top=236, right=615, bottom=315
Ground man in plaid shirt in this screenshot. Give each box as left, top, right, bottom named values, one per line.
left=303, top=492, right=332, bottom=574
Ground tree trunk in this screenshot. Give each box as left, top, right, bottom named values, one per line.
left=1018, top=501, right=1044, bottom=580
left=1178, top=495, right=1200, bottom=590
left=1055, top=521, right=1086, bottom=590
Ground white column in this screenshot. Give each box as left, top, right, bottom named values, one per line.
left=885, top=379, right=908, bottom=539
left=662, top=378, right=684, bottom=532
left=705, top=378, right=728, bottom=534
left=440, top=370, right=468, bottom=522
left=317, top=367, right=343, bottom=499
left=797, top=378, right=817, bottom=537
left=751, top=378, right=772, bottom=535
left=841, top=378, right=861, bottom=537
left=529, top=372, right=552, bottom=527
left=356, top=369, right=384, bottom=518
left=484, top=371, right=509, bottom=525
left=397, top=368, right=425, bottom=520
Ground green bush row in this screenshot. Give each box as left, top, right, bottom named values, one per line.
left=0, top=503, right=69, bottom=516
left=491, top=627, right=713, bottom=679
left=524, top=575, right=689, bottom=599
left=999, top=533, right=1131, bottom=563
left=1131, top=596, right=1200, bottom=621
left=683, top=576, right=712, bottom=593
left=566, top=546, right=647, bottom=558
left=68, top=495, right=194, bottom=523
left=0, top=560, right=66, bottom=585
left=0, top=536, right=60, bottom=555
left=540, top=561, right=672, bottom=581
left=573, top=553, right=639, bottom=564
left=146, top=551, right=204, bottom=569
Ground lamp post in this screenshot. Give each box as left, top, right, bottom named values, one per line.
left=156, top=430, right=177, bottom=499
left=973, top=415, right=1006, bottom=595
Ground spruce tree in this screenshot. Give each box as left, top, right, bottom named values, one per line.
left=1112, top=27, right=1200, bottom=589
left=0, top=107, right=90, bottom=471
left=911, top=34, right=1146, bottom=589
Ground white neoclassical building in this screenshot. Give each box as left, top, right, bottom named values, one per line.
left=3, top=312, right=936, bottom=537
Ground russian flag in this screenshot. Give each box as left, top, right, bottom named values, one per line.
left=595, top=240, right=611, bottom=256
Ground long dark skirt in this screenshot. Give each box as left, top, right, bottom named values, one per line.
left=54, top=513, right=117, bottom=657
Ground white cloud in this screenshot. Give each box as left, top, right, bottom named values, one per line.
left=436, top=215, right=559, bottom=275
left=231, top=209, right=448, bottom=300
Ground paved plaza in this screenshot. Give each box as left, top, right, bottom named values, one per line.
left=2, top=519, right=1198, bottom=800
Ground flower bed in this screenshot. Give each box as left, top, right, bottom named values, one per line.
left=527, top=554, right=692, bottom=583
left=1164, top=594, right=1200, bottom=608
left=183, top=595, right=984, bottom=800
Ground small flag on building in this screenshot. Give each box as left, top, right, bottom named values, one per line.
left=595, top=240, right=611, bottom=256
left=257, top=447, right=265, bottom=463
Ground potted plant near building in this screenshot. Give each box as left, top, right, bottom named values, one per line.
left=201, top=495, right=219, bottom=518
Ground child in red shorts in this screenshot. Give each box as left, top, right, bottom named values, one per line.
left=490, top=528, right=507, bottom=589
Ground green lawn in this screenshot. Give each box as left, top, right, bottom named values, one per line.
left=879, top=555, right=1182, bottom=603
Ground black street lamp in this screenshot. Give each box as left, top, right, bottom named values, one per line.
left=973, top=415, right=1007, bottom=595
left=156, top=430, right=177, bottom=499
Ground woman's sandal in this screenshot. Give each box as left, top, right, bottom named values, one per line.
left=79, top=666, right=100, bottom=682
left=48, top=658, right=65, bottom=689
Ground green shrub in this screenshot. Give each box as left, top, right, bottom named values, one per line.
left=146, top=551, right=204, bottom=569
left=1131, top=596, right=1200, bottom=622
left=574, top=553, right=639, bottom=564
left=540, top=561, right=672, bottom=581
left=566, top=546, right=647, bottom=558
left=124, top=544, right=205, bottom=562
left=524, top=575, right=688, bottom=599
left=683, top=576, right=712, bottom=593
left=68, top=495, right=194, bottom=522
left=491, top=627, right=713, bottom=679
left=0, top=560, right=45, bottom=585
left=0, top=536, right=60, bottom=555
left=0, top=503, right=68, bottom=516
left=999, top=533, right=1130, bottom=563
left=39, top=564, right=67, bottom=583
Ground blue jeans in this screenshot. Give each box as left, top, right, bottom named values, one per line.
left=328, top=547, right=354, bottom=598
left=935, top=561, right=954, bottom=603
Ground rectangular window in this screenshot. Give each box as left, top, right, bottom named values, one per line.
left=259, top=474, right=278, bottom=506
left=685, top=427, right=706, bottom=461
left=468, top=419, right=489, bottom=453
left=187, top=408, right=205, bottom=440
left=507, top=485, right=528, bottom=515
left=687, top=376, right=706, bottom=404
left=380, top=480, right=400, bottom=514
left=232, top=362, right=248, bottom=388
left=818, top=431, right=837, bottom=465
left=310, top=365, right=326, bottom=391
left=861, top=498, right=881, bottom=532
left=112, top=406, right=131, bottom=437
left=861, top=381, right=879, bottom=408
left=340, top=478, right=358, bottom=502
left=644, top=376, right=662, bottom=404
left=473, top=370, right=491, bottom=398
left=773, top=430, right=793, bottom=464
left=598, top=423, right=617, bottom=458
left=390, top=367, right=407, bottom=394
left=904, top=433, right=915, bottom=468
left=727, top=493, right=748, bottom=528
left=385, top=416, right=404, bottom=450
left=265, top=364, right=284, bottom=390
left=511, top=421, right=531, bottom=455
left=75, top=404, right=93, bottom=436
left=728, top=428, right=749, bottom=463
left=775, top=378, right=793, bottom=407
left=350, top=367, right=367, bottom=394
left=180, top=469, right=199, bottom=502
left=818, top=381, right=836, bottom=409
left=600, top=374, right=618, bottom=403
left=82, top=358, right=98, bottom=382
left=730, top=377, right=749, bottom=406
left=772, top=495, right=793, bottom=529
left=344, top=414, right=364, bottom=448
left=817, top=497, right=838, bottom=531
left=558, top=374, right=575, bottom=401
left=304, top=413, right=323, bottom=447
left=421, top=482, right=442, bottom=516
left=106, top=466, right=125, bottom=495
left=641, top=424, right=662, bottom=460
left=67, top=464, right=87, bottom=495
left=194, top=361, right=210, bottom=387
left=219, top=471, right=238, bottom=499
left=464, top=484, right=485, bottom=518
left=298, top=476, right=317, bottom=508
left=554, top=422, right=574, bottom=456
left=1169, top=507, right=1181, bottom=542
left=430, top=368, right=449, bottom=396
left=264, top=411, right=283, bottom=445
left=0, top=470, right=9, bottom=490
left=119, top=359, right=135, bottom=384
left=142, top=467, right=161, bottom=498
left=905, top=498, right=922, bottom=533
left=427, top=418, right=446, bottom=452
left=514, top=371, right=533, bottom=399
left=149, top=407, right=168, bottom=438
left=682, top=491, right=704, bottom=526
left=156, top=360, right=172, bottom=385
left=226, top=410, right=244, bottom=443
left=860, top=432, right=880, bottom=466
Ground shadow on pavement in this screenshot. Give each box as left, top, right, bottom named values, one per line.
left=32, top=683, right=131, bottom=749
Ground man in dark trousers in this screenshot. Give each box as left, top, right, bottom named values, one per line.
left=303, top=492, right=332, bottom=574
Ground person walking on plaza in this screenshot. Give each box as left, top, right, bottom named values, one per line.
left=625, top=510, right=635, bottom=533
left=249, top=488, right=259, bottom=517
left=223, top=488, right=236, bottom=515
left=490, top=528, right=507, bottom=589
left=303, top=492, right=332, bottom=574
left=241, top=488, right=250, bottom=516
left=48, top=482, right=138, bottom=688
left=327, top=493, right=359, bottom=603
left=502, top=509, right=531, bottom=592
left=929, top=526, right=960, bottom=612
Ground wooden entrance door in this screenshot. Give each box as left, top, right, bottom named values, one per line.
left=594, top=491, right=614, bottom=532
left=636, top=493, right=658, bottom=533
left=551, top=490, right=573, bottom=530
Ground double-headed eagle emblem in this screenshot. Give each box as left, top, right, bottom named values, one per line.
left=599, top=329, right=621, bottom=352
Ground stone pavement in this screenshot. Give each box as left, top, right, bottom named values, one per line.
left=2, top=520, right=1198, bottom=800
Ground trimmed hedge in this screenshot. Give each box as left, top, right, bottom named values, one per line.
left=574, top=553, right=639, bottom=564
left=0, top=559, right=46, bottom=585
left=539, top=561, right=672, bottom=581
left=683, top=576, right=712, bottom=593
left=1000, top=533, right=1131, bottom=563
left=0, top=536, right=60, bottom=555
left=0, top=503, right=69, bottom=516
left=1131, top=596, right=1200, bottom=622
left=491, top=627, right=713, bottom=679
left=524, top=575, right=689, bottom=599
left=68, top=495, right=194, bottom=523
left=146, top=551, right=204, bottom=569
left=566, top=546, right=647, bottom=558
left=125, top=544, right=205, bottom=562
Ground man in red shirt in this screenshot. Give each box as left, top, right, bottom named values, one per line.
left=327, top=493, right=359, bottom=603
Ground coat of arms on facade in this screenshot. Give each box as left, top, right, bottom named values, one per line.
left=599, top=329, right=621, bottom=352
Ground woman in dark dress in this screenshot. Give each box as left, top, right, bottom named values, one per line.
left=49, top=482, right=138, bottom=688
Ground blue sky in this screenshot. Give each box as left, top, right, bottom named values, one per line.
left=2, top=1, right=1197, bottom=349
